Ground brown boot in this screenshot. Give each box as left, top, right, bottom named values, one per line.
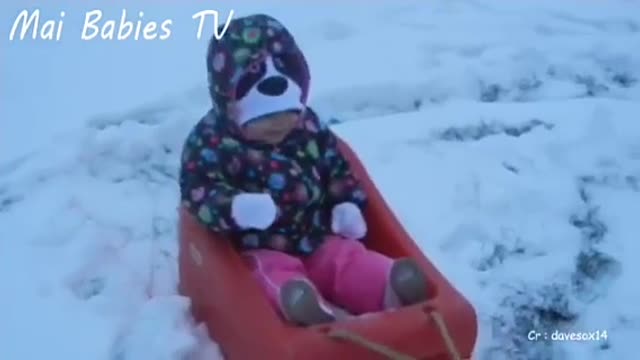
left=279, top=279, right=336, bottom=326
left=389, top=258, right=429, bottom=306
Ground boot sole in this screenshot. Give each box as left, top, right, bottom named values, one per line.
left=390, top=258, right=429, bottom=306
left=280, top=279, right=336, bottom=326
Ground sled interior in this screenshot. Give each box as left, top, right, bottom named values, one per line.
left=178, top=136, right=478, bottom=359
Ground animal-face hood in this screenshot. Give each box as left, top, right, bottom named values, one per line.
left=206, top=14, right=311, bottom=130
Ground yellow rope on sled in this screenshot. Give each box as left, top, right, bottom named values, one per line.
left=430, top=311, right=463, bottom=360
left=327, top=310, right=462, bottom=360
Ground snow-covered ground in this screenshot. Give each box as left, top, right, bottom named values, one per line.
left=2, top=0, right=640, bottom=359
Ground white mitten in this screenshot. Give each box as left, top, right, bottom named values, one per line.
left=331, top=202, right=367, bottom=240
left=231, top=193, right=277, bottom=230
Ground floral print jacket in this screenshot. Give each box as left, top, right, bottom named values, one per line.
left=179, top=14, right=367, bottom=256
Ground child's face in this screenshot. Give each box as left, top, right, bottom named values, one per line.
left=241, top=111, right=299, bottom=145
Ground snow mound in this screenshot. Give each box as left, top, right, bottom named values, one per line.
left=2, top=1, right=640, bottom=359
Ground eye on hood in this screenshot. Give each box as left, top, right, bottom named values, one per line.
left=205, top=14, right=311, bottom=132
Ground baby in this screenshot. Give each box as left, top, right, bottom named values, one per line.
left=180, top=14, right=428, bottom=326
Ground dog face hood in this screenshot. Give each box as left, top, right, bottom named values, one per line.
left=206, top=14, right=311, bottom=131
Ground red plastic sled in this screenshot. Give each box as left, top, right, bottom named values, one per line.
left=178, top=136, right=478, bottom=360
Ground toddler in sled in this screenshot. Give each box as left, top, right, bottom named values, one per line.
left=179, top=14, right=429, bottom=326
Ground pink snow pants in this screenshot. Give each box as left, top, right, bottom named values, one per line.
left=242, top=236, right=394, bottom=317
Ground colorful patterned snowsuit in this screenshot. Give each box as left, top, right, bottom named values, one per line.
left=180, top=14, right=398, bottom=315
left=179, top=14, right=366, bottom=257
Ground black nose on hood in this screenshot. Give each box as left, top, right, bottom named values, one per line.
left=257, top=76, right=288, bottom=96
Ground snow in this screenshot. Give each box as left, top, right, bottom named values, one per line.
left=336, top=98, right=640, bottom=359
left=1, top=0, right=639, bottom=359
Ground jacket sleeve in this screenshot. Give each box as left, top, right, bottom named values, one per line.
left=179, top=125, right=241, bottom=233
left=317, top=126, right=368, bottom=211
